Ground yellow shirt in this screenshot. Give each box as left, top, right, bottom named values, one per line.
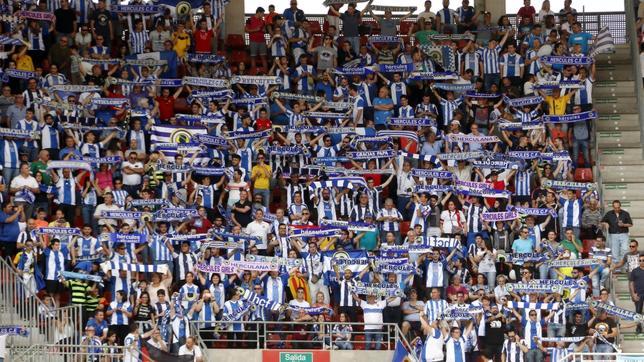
left=173, top=32, right=191, bottom=58
left=16, top=54, right=35, bottom=71
left=251, top=164, right=271, bottom=190
left=543, top=93, right=572, bottom=115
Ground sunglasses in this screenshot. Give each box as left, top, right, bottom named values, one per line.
left=630, top=245, right=637, bottom=248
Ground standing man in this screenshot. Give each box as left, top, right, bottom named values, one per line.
left=629, top=253, right=644, bottom=333
left=602, top=200, right=633, bottom=273
left=245, top=7, right=268, bottom=73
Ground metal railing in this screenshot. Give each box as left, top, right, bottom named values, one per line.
left=10, top=343, right=135, bottom=362
left=188, top=320, right=416, bottom=357
left=625, top=0, right=644, bottom=149
left=561, top=352, right=644, bottom=362
left=0, top=257, right=83, bottom=347
left=241, top=11, right=628, bottom=44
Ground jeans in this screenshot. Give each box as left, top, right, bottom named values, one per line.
left=396, top=195, right=411, bottom=220
left=484, top=73, right=500, bottom=92
left=364, top=330, right=382, bottom=350
left=609, top=233, right=629, bottom=271
left=81, top=204, right=95, bottom=227
left=33, top=200, right=49, bottom=215
left=484, top=271, right=496, bottom=290
left=16, top=202, right=34, bottom=221
left=2, top=167, right=19, bottom=185
left=547, top=323, right=565, bottom=338
left=572, top=139, right=590, bottom=168
left=334, top=340, right=353, bottom=350
left=525, top=348, right=543, bottom=362
left=594, top=343, right=614, bottom=359
left=254, top=188, right=270, bottom=209
left=591, top=266, right=610, bottom=297
left=346, top=37, right=360, bottom=55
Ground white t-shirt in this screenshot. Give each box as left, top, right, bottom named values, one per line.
left=245, top=220, right=271, bottom=249
left=10, top=175, right=38, bottom=190
left=121, top=161, right=144, bottom=185
left=289, top=299, right=310, bottom=321
left=440, top=210, right=465, bottom=234
left=93, top=203, right=123, bottom=226
left=360, top=299, right=387, bottom=330
left=178, top=344, right=203, bottom=361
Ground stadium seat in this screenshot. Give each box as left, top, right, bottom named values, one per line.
left=399, top=21, right=414, bottom=35
left=309, top=21, right=322, bottom=34
left=400, top=221, right=411, bottom=236
left=312, top=34, right=323, bottom=48
left=582, top=239, right=595, bottom=253
left=574, top=168, right=593, bottom=182
left=227, top=34, right=246, bottom=49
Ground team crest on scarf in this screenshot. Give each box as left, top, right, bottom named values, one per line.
left=171, top=129, right=193, bottom=144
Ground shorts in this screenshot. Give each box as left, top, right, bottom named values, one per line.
left=46, top=280, right=64, bottom=294
left=249, top=41, right=267, bottom=56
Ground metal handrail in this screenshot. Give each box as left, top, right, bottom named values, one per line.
left=560, top=352, right=644, bottom=362
left=625, top=0, right=644, bottom=149
left=188, top=320, right=417, bottom=359
left=10, top=343, right=140, bottom=362
left=241, top=12, right=628, bottom=44
left=0, top=256, right=83, bottom=347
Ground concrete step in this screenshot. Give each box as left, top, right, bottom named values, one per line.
left=594, top=81, right=639, bottom=97
left=599, top=148, right=644, bottom=165
left=597, top=114, right=640, bottom=132
left=628, top=222, right=644, bottom=239
left=620, top=338, right=644, bottom=353
left=597, top=131, right=641, bottom=148
left=600, top=165, right=644, bottom=182
left=602, top=183, right=644, bottom=201
left=601, top=201, right=644, bottom=218
left=596, top=68, right=635, bottom=81
left=594, top=100, right=639, bottom=114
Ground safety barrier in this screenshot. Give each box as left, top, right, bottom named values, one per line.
left=10, top=343, right=137, bottom=362
left=560, top=352, right=644, bottom=362
left=242, top=11, right=628, bottom=45
left=0, top=257, right=83, bottom=347
left=188, top=320, right=416, bottom=357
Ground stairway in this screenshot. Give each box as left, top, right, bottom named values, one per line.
left=594, top=44, right=644, bottom=353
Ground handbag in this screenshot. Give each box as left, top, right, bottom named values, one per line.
left=451, top=211, right=464, bottom=234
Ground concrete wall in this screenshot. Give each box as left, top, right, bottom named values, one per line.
left=204, top=349, right=394, bottom=362
left=481, top=0, right=507, bottom=21
left=224, top=0, right=245, bottom=37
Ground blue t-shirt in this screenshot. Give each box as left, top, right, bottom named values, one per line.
left=512, top=238, right=534, bottom=253
left=373, top=97, right=393, bottom=126
left=0, top=211, right=20, bottom=242
left=568, top=32, right=593, bottom=53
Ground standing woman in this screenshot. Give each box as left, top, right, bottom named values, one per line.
left=473, top=238, right=498, bottom=290
left=440, top=200, right=466, bottom=238
left=133, top=291, right=156, bottom=333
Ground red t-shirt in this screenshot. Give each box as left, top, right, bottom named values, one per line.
left=485, top=179, right=506, bottom=206
left=254, top=117, right=272, bottom=131
left=247, top=16, right=266, bottom=43
left=156, top=96, right=175, bottom=121
left=194, top=29, right=213, bottom=53
left=517, top=6, right=536, bottom=24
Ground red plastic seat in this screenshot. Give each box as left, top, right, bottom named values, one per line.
left=227, top=34, right=246, bottom=49
left=400, top=221, right=411, bottom=236
left=574, top=168, right=593, bottom=182
left=399, top=21, right=414, bottom=35
left=309, top=21, right=322, bottom=34
left=582, top=239, right=595, bottom=254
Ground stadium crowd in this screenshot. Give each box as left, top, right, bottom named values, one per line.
left=0, top=0, right=641, bottom=361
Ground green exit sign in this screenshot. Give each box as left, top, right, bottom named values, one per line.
left=280, top=352, right=313, bottom=362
